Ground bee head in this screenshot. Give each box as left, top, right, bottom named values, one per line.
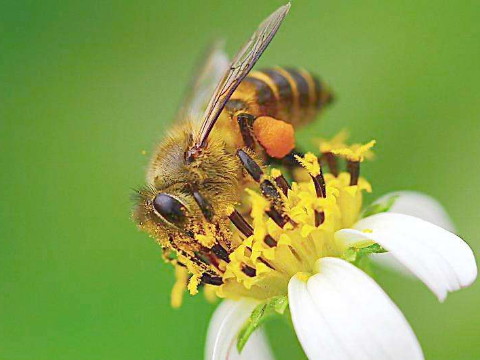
left=133, top=129, right=240, bottom=243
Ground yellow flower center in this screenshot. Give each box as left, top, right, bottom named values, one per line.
left=217, top=167, right=371, bottom=300
left=168, top=135, right=375, bottom=306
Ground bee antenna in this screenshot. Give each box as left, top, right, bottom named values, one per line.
left=130, top=184, right=156, bottom=203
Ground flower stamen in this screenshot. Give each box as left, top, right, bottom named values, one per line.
left=242, top=264, right=257, bottom=277
left=322, top=152, right=339, bottom=176
left=347, top=160, right=360, bottom=186
left=264, top=234, right=278, bottom=247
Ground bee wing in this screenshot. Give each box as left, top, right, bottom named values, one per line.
left=175, top=40, right=230, bottom=123
left=192, top=2, right=291, bottom=149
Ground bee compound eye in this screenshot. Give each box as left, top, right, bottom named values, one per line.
left=153, top=193, right=187, bottom=226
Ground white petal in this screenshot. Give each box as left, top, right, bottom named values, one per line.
left=288, top=258, right=424, bottom=360
left=205, top=299, right=274, bottom=360
left=369, top=251, right=414, bottom=276
left=337, top=213, right=477, bottom=301
left=364, top=191, right=473, bottom=279
left=370, top=192, right=456, bottom=275
left=372, top=191, right=456, bottom=232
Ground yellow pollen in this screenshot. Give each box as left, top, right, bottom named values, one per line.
left=195, top=233, right=216, bottom=248
left=295, top=152, right=321, bottom=176
left=332, top=140, right=376, bottom=162
left=270, top=168, right=283, bottom=179
left=187, top=274, right=201, bottom=295
left=171, top=265, right=189, bottom=308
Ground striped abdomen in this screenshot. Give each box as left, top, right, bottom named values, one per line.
left=225, top=67, right=334, bottom=127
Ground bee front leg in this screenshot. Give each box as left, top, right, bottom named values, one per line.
left=236, top=149, right=293, bottom=228
left=236, top=113, right=256, bottom=150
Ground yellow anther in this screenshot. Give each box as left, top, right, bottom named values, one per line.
left=295, top=152, right=321, bottom=176
left=318, top=129, right=349, bottom=153
left=195, top=234, right=215, bottom=248
left=332, top=140, right=376, bottom=162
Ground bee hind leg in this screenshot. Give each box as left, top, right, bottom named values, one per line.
left=236, top=113, right=256, bottom=150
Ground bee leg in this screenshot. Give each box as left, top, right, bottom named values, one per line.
left=187, top=185, right=233, bottom=264
left=190, top=186, right=214, bottom=222
left=228, top=209, right=253, bottom=237
left=236, top=113, right=256, bottom=150
left=229, top=208, right=278, bottom=249
left=236, top=149, right=292, bottom=228
left=273, top=172, right=291, bottom=196
left=168, top=235, right=216, bottom=277
left=201, top=273, right=223, bottom=286
left=260, top=178, right=290, bottom=227
left=211, top=244, right=230, bottom=263
left=237, top=148, right=263, bottom=181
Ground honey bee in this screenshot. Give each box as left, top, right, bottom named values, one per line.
left=133, top=3, right=333, bottom=285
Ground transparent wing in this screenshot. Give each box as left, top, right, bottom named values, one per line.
left=193, top=2, right=291, bottom=149
left=175, top=40, right=230, bottom=123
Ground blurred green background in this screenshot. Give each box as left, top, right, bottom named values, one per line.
left=1, top=0, right=479, bottom=359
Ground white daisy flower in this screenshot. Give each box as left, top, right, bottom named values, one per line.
left=202, top=139, right=477, bottom=360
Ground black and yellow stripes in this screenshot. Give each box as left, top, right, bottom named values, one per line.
left=260, top=68, right=294, bottom=117
left=241, top=76, right=278, bottom=114
left=226, top=67, right=333, bottom=127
